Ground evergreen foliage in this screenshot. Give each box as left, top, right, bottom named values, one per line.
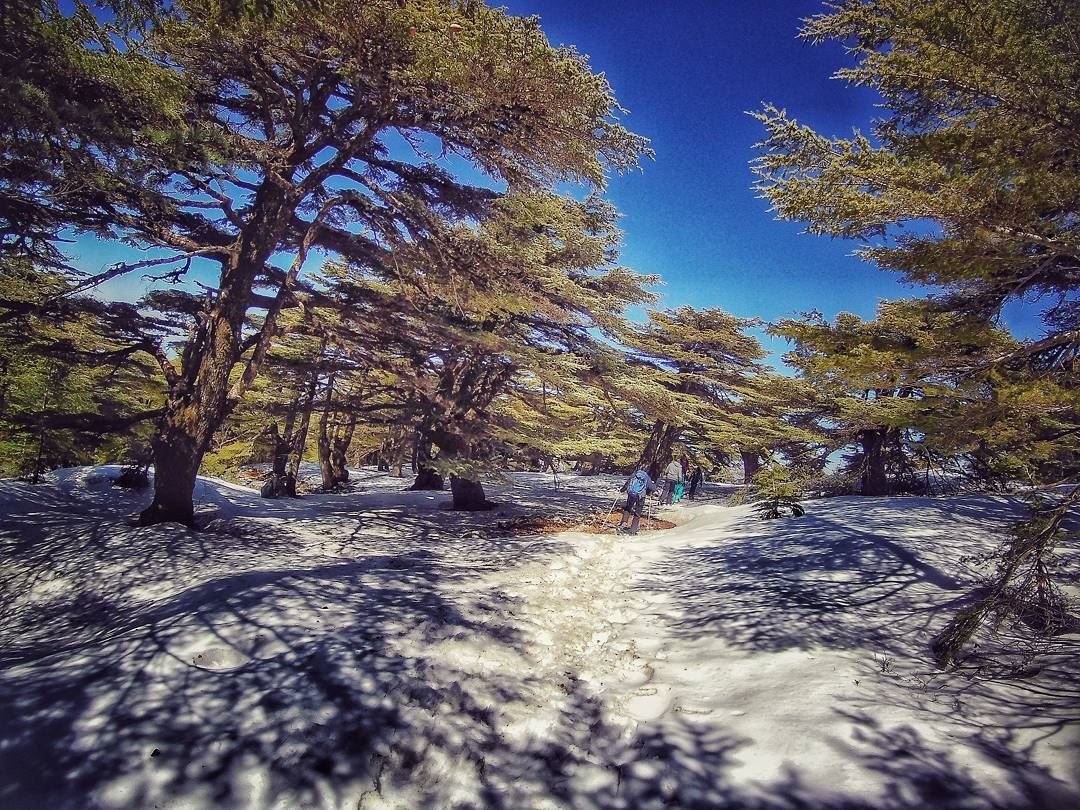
left=755, top=0, right=1079, bottom=664
left=770, top=300, right=1043, bottom=494
left=0, top=262, right=165, bottom=478
left=932, top=486, right=1079, bottom=668
left=0, top=0, right=652, bottom=522
left=753, top=0, right=1079, bottom=336
left=615, top=307, right=773, bottom=478
left=748, top=461, right=807, bottom=520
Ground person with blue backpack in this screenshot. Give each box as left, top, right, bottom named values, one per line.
left=618, top=467, right=656, bottom=535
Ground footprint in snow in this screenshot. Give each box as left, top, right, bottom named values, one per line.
left=190, top=646, right=251, bottom=671
left=625, top=686, right=675, bottom=721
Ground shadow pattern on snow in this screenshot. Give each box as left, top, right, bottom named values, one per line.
left=633, top=495, right=1079, bottom=809
left=641, top=498, right=1024, bottom=655
left=2, top=477, right=1076, bottom=809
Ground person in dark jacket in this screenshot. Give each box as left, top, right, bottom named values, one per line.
left=618, top=468, right=656, bottom=535
left=688, top=466, right=704, bottom=500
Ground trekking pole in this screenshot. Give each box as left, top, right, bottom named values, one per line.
left=605, top=490, right=622, bottom=522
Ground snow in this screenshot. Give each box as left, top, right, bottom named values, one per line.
left=0, top=466, right=1077, bottom=809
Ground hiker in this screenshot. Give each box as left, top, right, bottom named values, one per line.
left=688, top=466, right=704, bottom=499
left=618, top=468, right=655, bottom=535
left=661, top=458, right=683, bottom=505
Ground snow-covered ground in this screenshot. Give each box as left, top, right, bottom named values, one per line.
left=0, top=466, right=1077, bottom=809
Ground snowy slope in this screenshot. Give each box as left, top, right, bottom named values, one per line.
left=0, top=467, right=1076, bottom=809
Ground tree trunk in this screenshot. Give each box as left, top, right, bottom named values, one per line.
left=859, top=428, right=889, bottom=496
left=654, top=426, right=678, bottom=480
left=318, top=375, right=336, bottom=491
left=741, top=450, right=761, bottom=484
left=638, top=420, right=678, bottom=480
left=275, top=407, right=296, bottom=482
left=258, top=422, right=285, bottom=498
left=638, top=420, right=664, bottom=478
left=410, top=467, right=444, bottom=490
left=408, top=429, right=444, bottom=490
left=140, top=185, right=292, bottom=525
left=450, top=475, right=490, bottom=510
left=285, top=371, right=319, bottom=496
left=384, top=424, right=407, bottom=478
left=318, top=424, right=334, bottom=491
left=142, top=407, right=204, bottom=525
left=430, top=427, right=491, bottom=510
left=329, top=412, right=356, bottom=484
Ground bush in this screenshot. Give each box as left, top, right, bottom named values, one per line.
left=750, top=463, right=809, bottom=519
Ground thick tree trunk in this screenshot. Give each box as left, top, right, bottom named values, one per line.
left=651, top=426, right=680, bottom=480
left=448, top=474, right=490, bottom=510
left=447, top=460, right=491, bottom=510
left=329, top=412, right=356, bottom=484
left=638, top=420, right=664, bottom=478
left=258, top=422, right=287, bottom=498
left=408, top=430, right=443, bottom=490
left=450, top=475, right=491, bottom=511
left=741, top=450, right=761, bottom=484
left=410, top=467, right=444, bottom=490
left=859, top=428, right=889, bottom=496
left=285, top=372, right=318, bottom=496
left=638, top=420, right=679, bottom=480
left=142, top=424, right=202, bottom=525
left=430, top=426, right=491, bottom=510
left=449, top=475, right=492, bottom=514
left=140, top=186, right=290, bottom=525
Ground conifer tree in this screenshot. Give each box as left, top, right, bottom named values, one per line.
left=494, top=365, right=650, bottom=477
left=753, top=0, right=1078, bottom=661
left=318, top=188, right=654, bottom=509
left=12, top=0, right=649, bottom=524
left=771, top=301, right=1041, bottom=494
left=0, top=1, right=184, bottom=270
left=0, top=263, right=166, bottom=478
left=615, top=307, right=770, bottom=478
left=753, top=0, right=1079, bottom=343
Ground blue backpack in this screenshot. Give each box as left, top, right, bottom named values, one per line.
left=628, top=470, right=648, bottom=496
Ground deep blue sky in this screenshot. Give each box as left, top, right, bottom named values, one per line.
left=499, top=0, right=907, bottom=329
left=78, top=0, right=1041, bottom=363
left=496, top=0, right=1041, bottom=344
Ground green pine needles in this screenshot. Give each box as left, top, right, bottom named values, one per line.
left=932, top=485, right=1079, bottom=668
left=749, top=462, right=808, bottom=520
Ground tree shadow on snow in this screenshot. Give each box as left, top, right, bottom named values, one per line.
left=3, top=478, right=1077, bottom=808
left=630, top=495, right=1079, bottom=809
left=639, top=499, right=1021, bottom=656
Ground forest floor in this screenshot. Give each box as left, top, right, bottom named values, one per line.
left=0, top=466, right=1077, bottom=809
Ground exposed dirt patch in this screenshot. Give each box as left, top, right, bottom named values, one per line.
left=495, top=512, right=675, bottom=536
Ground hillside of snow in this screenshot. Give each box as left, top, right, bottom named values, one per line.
left=0, top=467, right=1077, bottom=809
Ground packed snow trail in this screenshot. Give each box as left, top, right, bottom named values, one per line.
left=0, top=467, right=1077, bottom=809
